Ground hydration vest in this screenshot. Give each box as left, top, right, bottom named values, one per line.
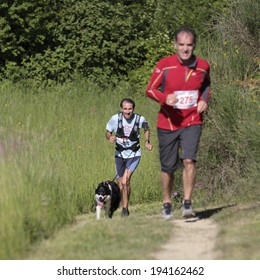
left=115, top=113, right=141, bottom=152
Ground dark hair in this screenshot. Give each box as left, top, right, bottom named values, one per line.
left=120, top=98, right=135, bottom=109
left=174, top=26, right=196, bottom=45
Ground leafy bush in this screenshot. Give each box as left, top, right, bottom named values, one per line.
left=0, top=0, right=231, bottom=86
left=0, top=0, right=155, bottom=85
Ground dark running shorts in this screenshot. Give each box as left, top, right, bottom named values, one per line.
left=157, top=125, right=202, bottom=173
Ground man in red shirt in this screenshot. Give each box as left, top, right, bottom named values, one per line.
left=146, top=26, right=210, bottom=220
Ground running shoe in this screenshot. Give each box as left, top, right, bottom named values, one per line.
left=162, top=202, right=173, bottom=220
left=182, top=200, right=196, bottom=219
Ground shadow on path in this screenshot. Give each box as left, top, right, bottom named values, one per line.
left=194, top=204, right=236, bottom=220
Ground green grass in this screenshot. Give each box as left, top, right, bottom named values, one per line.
left=214, top=203, right=260, bottom=260
left=0, top=80, right=164, bottom=259
left=24, top=202, right=172, bottom=260
left=0, top=62, right=258, bottom=259
left=23, top=200, right=260, bottom=260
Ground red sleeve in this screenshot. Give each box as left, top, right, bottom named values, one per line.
left=199, top=63, right=211, bottom=103
left=145, top=60, right=167, bottom=104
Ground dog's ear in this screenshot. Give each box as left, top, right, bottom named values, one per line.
left=96, top=182, right=103, bottom=192
left=104, top=181, right=110, bottom=187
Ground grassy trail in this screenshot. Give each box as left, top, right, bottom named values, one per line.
left=24, top=202, right=173, bottom=260
left=24, top=201, right=260, bottom=260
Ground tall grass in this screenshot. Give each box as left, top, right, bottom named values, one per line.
left=0, top=79, right=163, bottom=259
left=194, top=1, right=260, bottom=206
left=196, top=83, right=259, bottom=204
left=0, top=72, right=258, bottom=259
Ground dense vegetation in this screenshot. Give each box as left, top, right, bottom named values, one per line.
left=0, top=0, right=259, bottom=259
left=1, top=0, right=230, bottom=85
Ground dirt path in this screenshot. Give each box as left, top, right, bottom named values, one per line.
left=151, top=216, right=220, bottom=260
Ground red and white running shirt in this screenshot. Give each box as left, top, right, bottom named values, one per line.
left=146, top=54, right=210, bottom=131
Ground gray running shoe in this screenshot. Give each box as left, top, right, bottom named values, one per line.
left=182, top=200, right=196, bottom=219
left=162, top=202, right=173, bottom=220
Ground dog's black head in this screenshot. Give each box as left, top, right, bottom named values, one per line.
left=95, top=181, right=111, bottom=203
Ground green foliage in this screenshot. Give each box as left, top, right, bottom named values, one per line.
left=128, top=32, right=173, bottom=90
left=0, top=1, right=62, bottom=76
left=0, top=0, right=155, bottom=85
left=128, top=0, right=230, bottom=90
left=0, top=0, right=231, bottom=85
left=150, top=0, right=229, bottom=38
left=195, top=0, right=259, bottom=202
left=211, top=0, right=260, bottom=62
left=198, top=84, right=259, bottom=189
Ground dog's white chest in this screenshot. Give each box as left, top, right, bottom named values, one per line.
left=95, top=195, right=111, bottom=220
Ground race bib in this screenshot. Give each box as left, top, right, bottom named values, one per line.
left=173, top=90, right=199, bottom=109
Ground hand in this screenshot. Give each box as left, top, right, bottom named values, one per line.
left=145, top=142, right=153, bottom=151
left=109, top=136, right=116, bottom=144
left=166, top=93, right=178, bottom=106
left=197, top=100, right=208, bottom=113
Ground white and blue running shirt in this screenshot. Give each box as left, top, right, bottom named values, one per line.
left=106, top=113, right=148, bottom=158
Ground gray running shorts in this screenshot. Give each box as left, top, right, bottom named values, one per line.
left=157, top=125, right=202, bottom=173
left=115, top=156, right=141, bottom=178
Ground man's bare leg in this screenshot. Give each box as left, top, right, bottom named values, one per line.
left=161, top=171, right=174, bottom=203
left=182, top=159, right=196, bottom=218
left=161, top=171, right=174, bottom=220
left=182, top=159, right=196, bottom=200
left=120, top=169, right=133, bottom=216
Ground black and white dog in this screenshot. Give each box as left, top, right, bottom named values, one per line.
left=95, top=180, right=121, bottom=220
